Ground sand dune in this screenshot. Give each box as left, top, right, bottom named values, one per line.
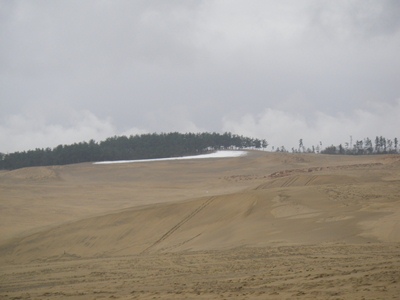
left=1, top=151, right=400, bottom=299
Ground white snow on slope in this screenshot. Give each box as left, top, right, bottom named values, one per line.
left=93, top=150, right=247, bottom=165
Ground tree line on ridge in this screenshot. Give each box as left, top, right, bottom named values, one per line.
left=0, top=132, right=267, bottom=170
left=1, top=133, right=398, bottom=170
left=271, top=136, right=398, bottom=155
left=320, top=136, right=398, bottom=155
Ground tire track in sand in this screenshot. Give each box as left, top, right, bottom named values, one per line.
left=304, top=175, right=317, bottom=186
left=141, top=196, right=215, bottom=254
left=281, top=176, right=298, bottom=187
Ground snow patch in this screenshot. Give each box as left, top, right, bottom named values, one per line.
left=93, top=150, right=247, bottom=165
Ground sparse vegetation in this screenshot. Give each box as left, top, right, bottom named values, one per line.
left=321, top=136, right=399, bottom=155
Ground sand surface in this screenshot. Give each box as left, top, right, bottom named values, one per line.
left=1, top=151, right=400, bottom=299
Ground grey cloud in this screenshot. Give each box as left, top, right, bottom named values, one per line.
left=1, top=1, right=399, bottom=152
left=222, top=99, right=400, bottom=150
left=309, top=0, right=400, bottom=39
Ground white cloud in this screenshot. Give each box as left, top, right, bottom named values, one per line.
left=222, top=99, right=400, bottom=150
left=119, top=127, right=149, bottom=138
left=0, top=110, right=142, bottom=153
left=144, top=106, right=206, bottom=134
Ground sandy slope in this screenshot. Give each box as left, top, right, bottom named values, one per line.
left=1, top=151, right=400, bottom=299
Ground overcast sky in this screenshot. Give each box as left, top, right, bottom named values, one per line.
left=1, top=0, right=399, bottom=153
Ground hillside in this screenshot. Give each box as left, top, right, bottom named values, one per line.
left=1, top=151, right=400, bottom=299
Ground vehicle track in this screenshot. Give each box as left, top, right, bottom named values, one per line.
left=281, top=176, right=298, bottom=187
left=305, top=175, right=317, bottom=186
left=141, top=196, right=216, bottom=254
